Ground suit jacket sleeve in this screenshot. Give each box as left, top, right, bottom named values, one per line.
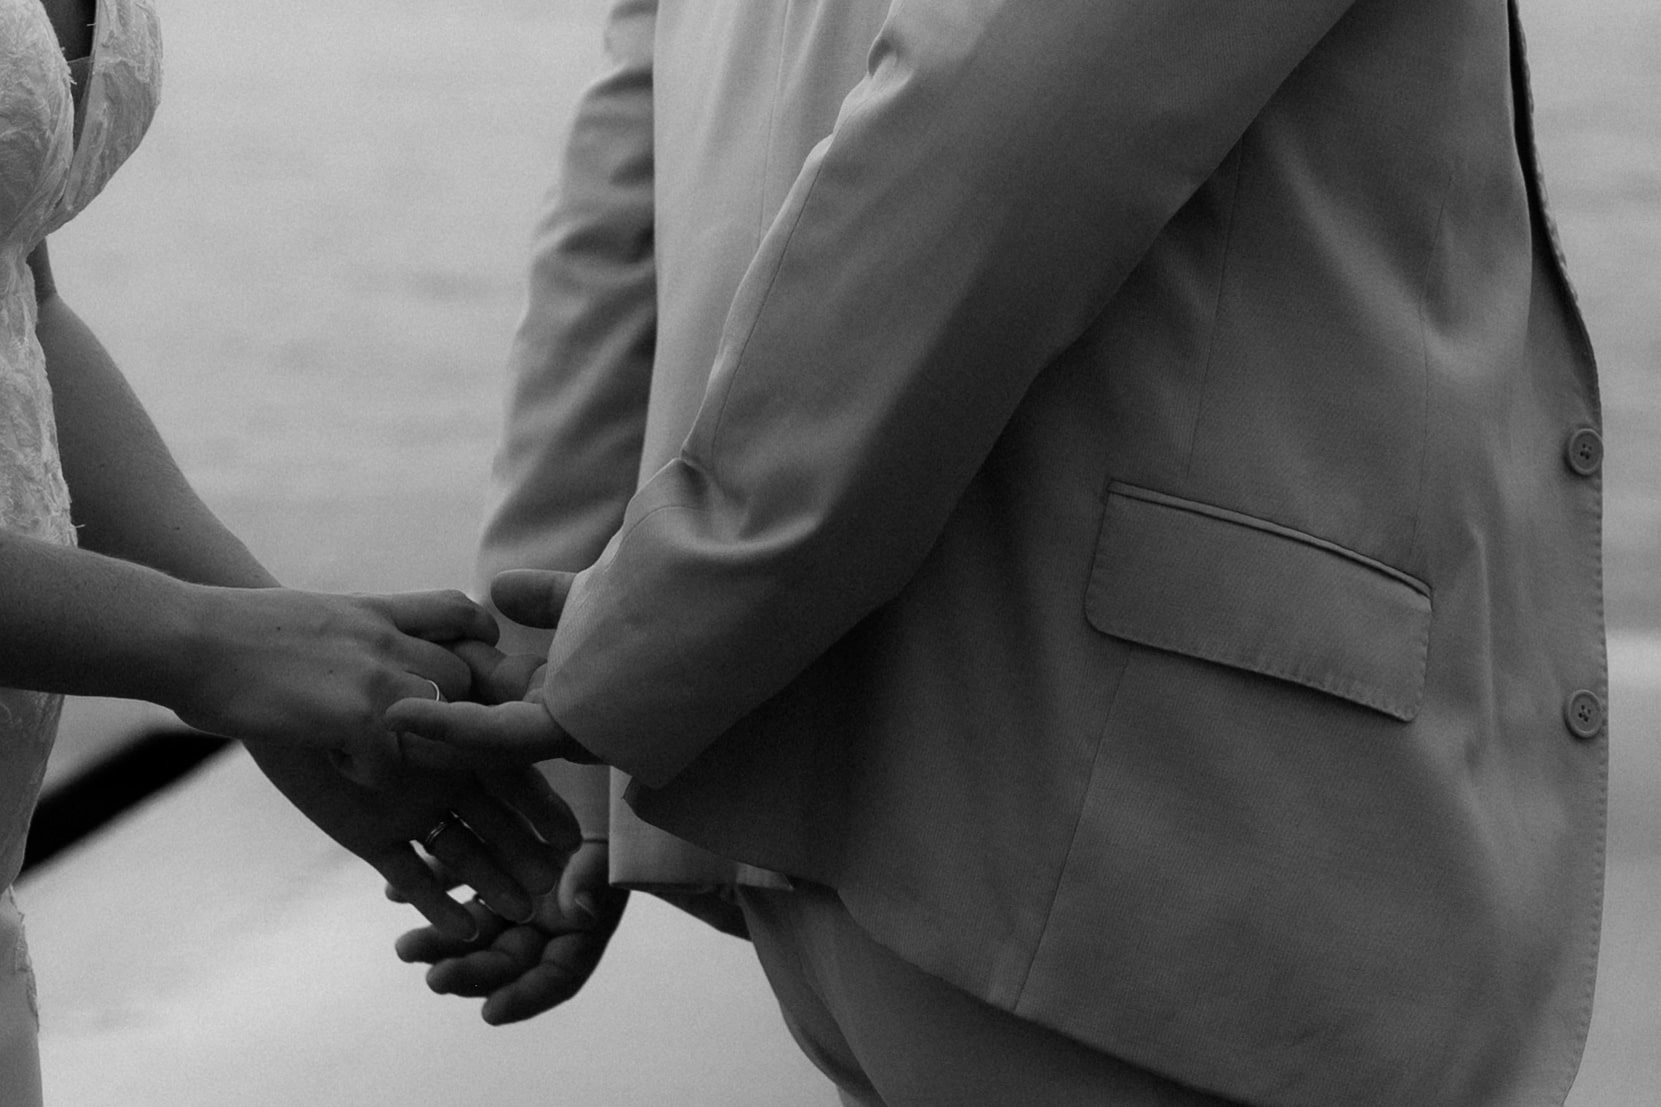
left=547, top=0, right=1361, bottom=788
left=475, top=0, right=659, bottom=831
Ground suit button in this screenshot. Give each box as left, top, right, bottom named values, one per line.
left=1565, top=428, right=1603, bottom=476
left=1564, top=689, right=1605, bottom=739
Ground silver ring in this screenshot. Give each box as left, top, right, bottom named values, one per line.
left=421, top=812, right=460, bottom=852
left=423, top=678, right=444, bottom=703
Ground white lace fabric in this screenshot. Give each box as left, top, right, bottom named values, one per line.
left=0, top=0, right=162, bottom=892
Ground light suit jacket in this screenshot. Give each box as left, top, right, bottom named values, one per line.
left=479, top=1, right=1606, bottom=1103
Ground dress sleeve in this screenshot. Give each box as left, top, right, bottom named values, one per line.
left=475, top=0, right=659, bottom=831
left=547, top=0, right=1360, bottom=787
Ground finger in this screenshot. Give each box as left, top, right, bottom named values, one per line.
left=383, top=699, right=569, bottom=762
left=480, top=932, right=599, bottom=1025
left=489, top=570, right=576, bottom=631
left=446, top=639, right=547, bottom=707
left=394, top=898, right=506, bottom=963
left=556, top=840, right=622, bottom=930
left=450, top=791, right=571, bottom=899
left=447, top=640, right=509, bottom=702
left=373, top=589, right=500, bottom=646
left=397, top=640, right=475, bottom=703
left=385, top=854, right=459, bottom=904
left=419, top=816, right=535, bottom=923
left=425, top=927, right=550, bottom=998
left=427, top=951, right=525, bottom=998
left=376, top=847, right=479, bottom=941
left=479, top=765, right=583, bottom=857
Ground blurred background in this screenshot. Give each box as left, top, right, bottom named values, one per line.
left=15, top=0, right=1660, bottom=1103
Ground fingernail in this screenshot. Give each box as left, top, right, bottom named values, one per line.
left=573, top=892, right=600, bottom=924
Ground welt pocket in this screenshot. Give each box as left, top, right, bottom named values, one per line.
left=1085, top=483, right=1431, bottom=721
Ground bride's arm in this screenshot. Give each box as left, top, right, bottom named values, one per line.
left=0, top=527, right=573, bottom=932
left=12, top=241, right=575, bottom=934
left=29, top=240, right=274, bottom=589
left=0, top=525, right=486, bottom=752
left=12, top=243, right=484, bottom=747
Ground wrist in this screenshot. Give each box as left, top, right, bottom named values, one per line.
left=81, top=561, right=206, bottom=709
left=154, top=581, right=245, bottom=727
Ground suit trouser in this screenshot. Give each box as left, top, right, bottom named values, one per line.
left=737, top=884, right=1244, bottom=1107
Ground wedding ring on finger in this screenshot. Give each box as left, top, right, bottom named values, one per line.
left=423, top=678, right=445, bottom=703
left=421, top=811, right=463, bottom=853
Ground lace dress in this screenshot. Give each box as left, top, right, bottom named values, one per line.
left=0, top=1, right=160, bottom=1099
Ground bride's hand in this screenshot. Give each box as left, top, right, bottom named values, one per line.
left=169, top=587, right=496, bottom=776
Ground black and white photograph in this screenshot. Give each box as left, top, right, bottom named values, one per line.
left=3, top=0, right=1657, bottom=1103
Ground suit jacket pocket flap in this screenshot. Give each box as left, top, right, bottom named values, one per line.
left=1086, top=484, right=1431, bottom=721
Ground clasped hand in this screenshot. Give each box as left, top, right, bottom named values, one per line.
left=209, top=580, right=593, bottom=944
left=380, top=569, right=627, bottom=1023
left=216, top=571, right=624, bottom=1022
left=382, top=569, right=594, bottom=770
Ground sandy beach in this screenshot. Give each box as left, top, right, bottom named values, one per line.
left=16, top=0, right=1661, bottom=1102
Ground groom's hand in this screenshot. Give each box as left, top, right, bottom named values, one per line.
left=488, top=567, right=577, bottom=635
left=394, top=839, right=628, bottom=1024
left=246, top=743, right=581, bottom=939
left=388, top=696, right=597, bottom=766
left=385, top=569, right=601, bottom=767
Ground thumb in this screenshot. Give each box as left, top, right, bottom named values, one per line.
left=491, top=570, right=576, bottom=631
left=450, top=639, right=547, bottom=705
left=385, top=698, right=570, bottom=763
left=558, top=840, right=624, bottom=930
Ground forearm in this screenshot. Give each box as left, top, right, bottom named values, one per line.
left=1, top=524, right=494, bottom=768
left=21, top=246, right=500, bottom=769
left=33, top=254, right=272, bottom=590
left=0, top=528, right=206, bottom=705
left=546, top=0, right=1361, bottom=784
